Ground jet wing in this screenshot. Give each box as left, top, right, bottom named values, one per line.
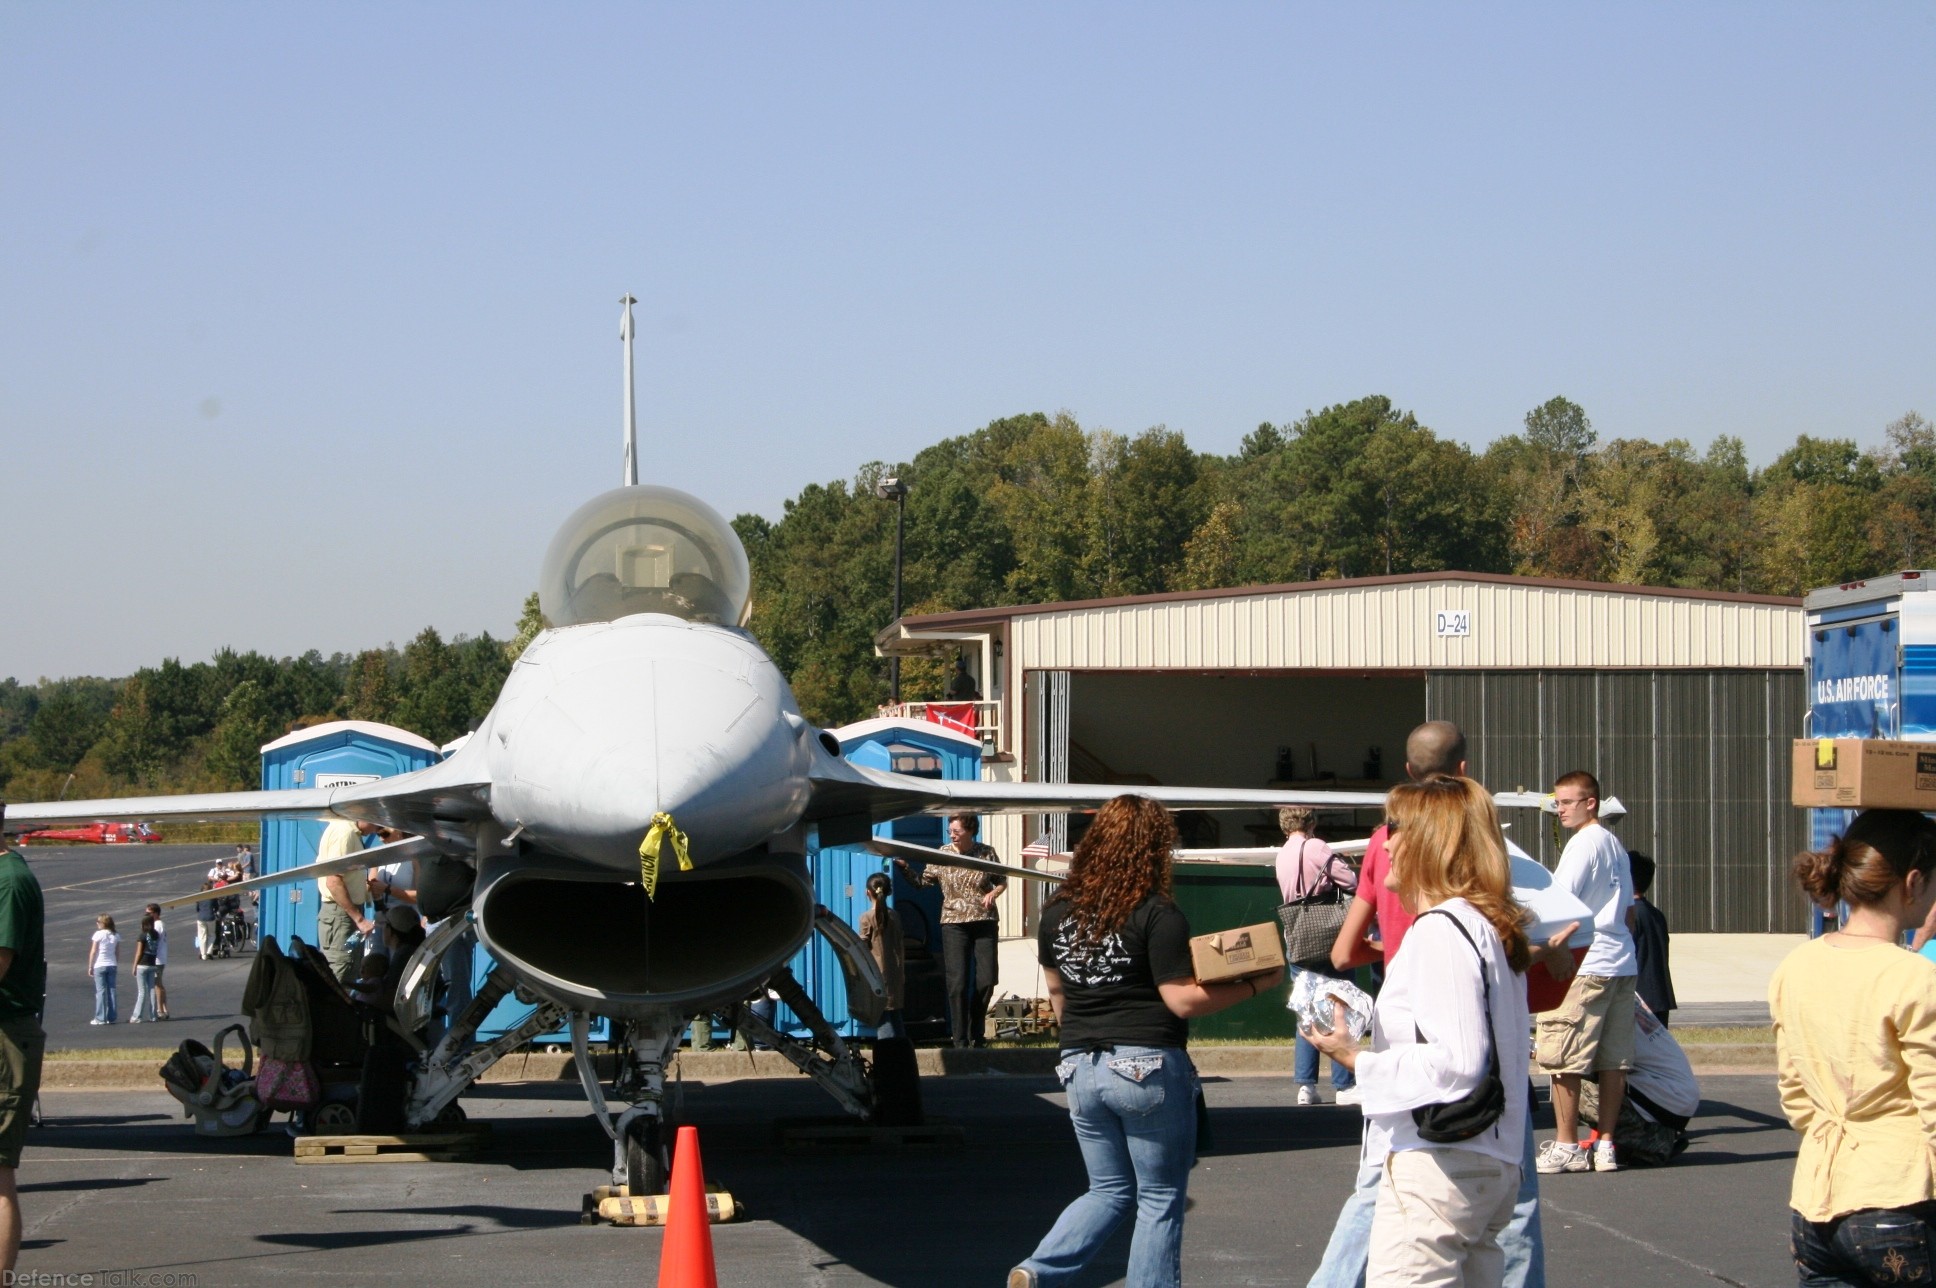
left=862, top=835, right=1374, bottom=880
left=804, top=751, right=1386, bottom=829
left=151, top=835, right=442, bottom=909
left=4, top=750, right=492, bottom=838
left=5, top=788, right=339, bottom=827
left=865, top=835, right=1062, bottom=883
left=1170, top=838, right=1372, bottom=863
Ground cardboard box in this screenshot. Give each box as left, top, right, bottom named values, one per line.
left=1189, top=922, right=1286, bottom=984
left=1791, top=738, right=1936, bottom=810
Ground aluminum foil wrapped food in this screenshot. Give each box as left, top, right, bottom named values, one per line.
left=1288, top=969, right=1374, bottom=1041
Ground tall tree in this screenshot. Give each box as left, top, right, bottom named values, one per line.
left=506, top=592, right=546, bottom=661
left=1082, top=427, right=1204, bottom=596
left=207, top=679, right=282, bottom=790
left=22, top=678, right=116, bottom=771
left=1491, top=396, right=1600, bottom=579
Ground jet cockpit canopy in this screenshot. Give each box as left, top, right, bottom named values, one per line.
left=539, top=485, right=752, bottom=628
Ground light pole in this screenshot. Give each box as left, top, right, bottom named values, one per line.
left=875, top=475, right=909, bottom=705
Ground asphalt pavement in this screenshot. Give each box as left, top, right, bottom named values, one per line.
left=14, top=846, right=1801, bottom=1285
left=16, top=1073, right=1796, bottom=1287
left=26, top=844, right=253, bottom=1048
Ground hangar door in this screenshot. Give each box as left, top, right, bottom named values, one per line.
left=1028, top=667, right=1810, bottom=933
left=1034, top=670, right=1426, bottom=849
left=1425, top=669, right=1810, bottom=933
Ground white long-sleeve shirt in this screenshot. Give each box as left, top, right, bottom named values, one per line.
left=1354, top=896, right=1531, bottom=1169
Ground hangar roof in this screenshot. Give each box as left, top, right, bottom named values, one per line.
left=879, top=571, right=1803, bottom=671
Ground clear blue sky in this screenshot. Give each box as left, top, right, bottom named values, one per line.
left=4, top=4, right=1931, bottom=681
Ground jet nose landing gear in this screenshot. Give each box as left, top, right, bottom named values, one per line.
left=570, top=1012, right=686, bottom=1192
left=621, top=1113, right=670, bottom=1196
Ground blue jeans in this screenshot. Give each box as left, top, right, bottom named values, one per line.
left=1307, top=1104, right=1545, bottom=1288
left=1021, top=1046, right=1199, bottom=1288
left=1792, top=1203, right=1936, bottom=1286
left=134, top=965, right=159, bottom=1021
left=92, top=966, right=118, bottom=1024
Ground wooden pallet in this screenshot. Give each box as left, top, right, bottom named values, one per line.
left=579, top=1184, right=739, bottom=1227
left=293, top=1125, right=491, bottom=1165
left=776, top=1120, right=964, bottom=1154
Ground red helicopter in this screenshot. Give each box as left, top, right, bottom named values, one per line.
left=19, top=821, right=162, bottom=845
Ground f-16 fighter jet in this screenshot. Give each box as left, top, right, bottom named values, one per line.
left=8, top=310, right=1387, bottom=1191
left=9, top=478, right=1391, bottom=1189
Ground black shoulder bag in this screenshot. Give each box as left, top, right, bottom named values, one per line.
left=1410, top=909, right=1508, bottom=1144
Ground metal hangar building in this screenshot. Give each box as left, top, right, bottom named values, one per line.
left=878, top=571, right=1808, bottom=935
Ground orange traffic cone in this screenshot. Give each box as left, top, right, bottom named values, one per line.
left=657, top=1125, right=718, bottom=1288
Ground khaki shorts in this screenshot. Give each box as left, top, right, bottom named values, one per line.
left=1535, top=973, right=1636, bottom=1075
left=0, top=1014, right=46, bottom=1168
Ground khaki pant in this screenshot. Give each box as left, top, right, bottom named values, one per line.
left=1535, top=973, right=1637, bottom=1075
left=1367, top=1147, right=1520, bottom=1288
left=0, top=1014, right=45, bottom=1169
left=318, top=901, right=361, bottom=986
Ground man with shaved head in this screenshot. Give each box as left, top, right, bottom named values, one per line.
left=1405, top=719, right=1467, bottom=778
left=1307, top=720, right=1553, bottom=1288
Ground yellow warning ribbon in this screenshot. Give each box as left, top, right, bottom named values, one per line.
left=638, top=812, right=692, bottom=901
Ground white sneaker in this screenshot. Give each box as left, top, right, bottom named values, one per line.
left=89, top=1020, right=107, bottom=1026
left=1593, top=1139, right=1618, bottom=1172
left=1296, top=1084, right=1320, bottom=1106
left=1333, top=1086, right=1363, bottom=1107
left=1536, top=1139, right=1591, bottom=1174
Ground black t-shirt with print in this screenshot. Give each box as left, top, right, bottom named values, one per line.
left=1038, top=894, right=1195, bottom=1051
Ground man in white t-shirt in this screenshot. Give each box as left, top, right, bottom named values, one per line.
left=1536, top=770, right=1638, bottom=1175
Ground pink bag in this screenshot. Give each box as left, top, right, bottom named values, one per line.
left=254, top=1057, right=320, bottom=1110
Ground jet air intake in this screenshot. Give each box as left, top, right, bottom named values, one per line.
left=470, top=852, right=815, bottom=1020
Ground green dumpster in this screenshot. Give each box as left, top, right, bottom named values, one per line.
left=1170, top=862, right=1297, bottom=1041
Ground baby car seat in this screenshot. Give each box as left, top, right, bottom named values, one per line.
left=159, top=1023, right=268, bottom=1137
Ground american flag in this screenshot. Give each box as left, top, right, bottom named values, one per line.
left=1021, top=840, right=1068, bottom=865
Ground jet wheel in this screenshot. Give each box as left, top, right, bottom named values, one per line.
left=624, top=1117, right=669, bottom=1196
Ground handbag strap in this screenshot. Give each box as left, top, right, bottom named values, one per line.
left=1290, top=836, right=1328, bottom=901
left=1410, top=909, right=1500, bottom=1080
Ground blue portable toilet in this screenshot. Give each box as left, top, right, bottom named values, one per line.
left=772, top=716, right=983, bottom=1040
left=258, top=720, right=442, bottom=951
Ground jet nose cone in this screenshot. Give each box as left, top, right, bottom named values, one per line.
left=490, top=618, right=813, bottom=869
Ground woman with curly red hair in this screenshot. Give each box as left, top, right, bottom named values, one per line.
left=1008, top=795, right=1283, bottom=1288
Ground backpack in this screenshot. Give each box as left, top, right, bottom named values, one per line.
left=241, top=936, right=322, bottom=1109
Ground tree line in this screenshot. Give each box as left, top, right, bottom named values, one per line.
left=740, top=397, right=1936, bottom=726
left=0, top=599, right=542, bottom=803
left=4, top=395, right=1929, bottom=797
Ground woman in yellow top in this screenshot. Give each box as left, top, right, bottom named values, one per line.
left=1771, top=808, right=1936, bottom=1285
